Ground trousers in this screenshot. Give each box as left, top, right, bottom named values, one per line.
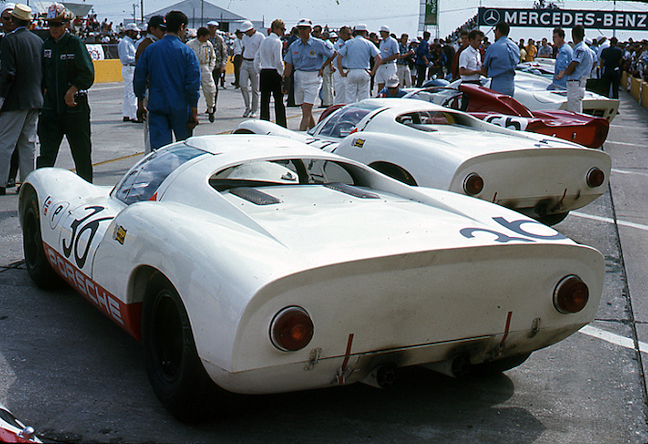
left=0, top=109, right=37, bottom=187
left=148, top=106, right=192, bottom=151
left=121, top=65, right=137, bottom=120
left=345, top=69, right=370, bottom=102
left=37, top=98, right=93, bottom=183
left=260, top=69, right=286, bottom=128
left=240, top=59, right=259, bottom=113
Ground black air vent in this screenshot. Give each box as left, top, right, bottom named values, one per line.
left=325, top=183, right=380, bottom=199
left=230, top=187, right=282, bottom=205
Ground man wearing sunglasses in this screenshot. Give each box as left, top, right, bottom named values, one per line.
left=37, top=2, right=95, bottom=183
left=0, top=3, right=42, bottom=196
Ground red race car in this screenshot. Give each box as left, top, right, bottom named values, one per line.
left=404, top=84, right=610, bottom=148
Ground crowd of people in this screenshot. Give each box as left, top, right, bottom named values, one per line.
left=3, top=2, right=648, bottom=194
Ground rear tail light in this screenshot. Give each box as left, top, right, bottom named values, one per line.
left=270, top=306, right=314, bottom=352
left=463, top=173, right=484, bottom=196
left=553, top=275, right=589, bottom=314
left=586, top=167, right=605, bottom=188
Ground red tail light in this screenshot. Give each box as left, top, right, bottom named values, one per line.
left=553, top=275, right=589, bottom=314
left=270, top=306, right=314, bottom=352
left=463, top=173, right=484, bottom=196
left=586, top=167, right=605, bottom=188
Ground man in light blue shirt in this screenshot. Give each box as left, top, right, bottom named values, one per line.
left=563, top=25, right=593, bottom=113
left=482, top=21, right=519, bottom=97
left=283, top=18, right=336, bottom=130
left=375, top=25, right=399, bottom=92
left=551, top=27, right=573, bottom=90
left=337, top=24, right=381, bottom=102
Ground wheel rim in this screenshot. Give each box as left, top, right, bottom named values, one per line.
left=151, top=290, right=184, bottom=383
left=23, top=210, right=40, bottom=271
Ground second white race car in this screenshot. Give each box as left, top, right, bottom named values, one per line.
left=235, top=99, right=611, bottom=224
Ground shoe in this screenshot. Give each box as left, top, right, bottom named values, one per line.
left=208, top=111, right=215, bottom=123
left=231, top=82, right=237, bottom=86
left=6, top=178, right=16, bottom=188
left=122, top=116, right=130, bottom=122
left=249, top=111, right=257, bottom=118
left=131, top=119, right=143, bottom=123
left=234, top=85, right=240, bottom=89
left=242, top=109, right=251, bottom=117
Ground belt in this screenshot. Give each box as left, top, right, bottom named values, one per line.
left=567, top=79, right=581, bottom=82
left=124, top=64, right=135, bottom=67
left=243, top=57, right=254, bottom=61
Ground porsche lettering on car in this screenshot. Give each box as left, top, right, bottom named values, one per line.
left=20, top=135, right=604, bottom=422
left=236, top=99, right=611, bottom=224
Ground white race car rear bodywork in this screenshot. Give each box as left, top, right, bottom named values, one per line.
left=19, top=136, right=604, bottom=406
left=236, top=99, right=611, bottom=220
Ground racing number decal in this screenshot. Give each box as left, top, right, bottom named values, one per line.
left=484, top=115, right=528, bottom=132
left=62, top=206, right=113, bottom=269
left=460, top=217, right=567, bottom=243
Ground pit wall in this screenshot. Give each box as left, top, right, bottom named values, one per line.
left=93, top=59, right=236, bottom=83
left=622, top=71, right=648, bottom=112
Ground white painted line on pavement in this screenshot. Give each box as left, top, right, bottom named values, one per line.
left=571, top=212, right=648, bottom=232
left=579, top=325, right=648, bottom=354
left=612, top=168, right=648, bottom=177
left=605, top=140, right=640, bottom=147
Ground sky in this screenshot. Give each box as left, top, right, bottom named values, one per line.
left=26, top=0, right=648, bottom=41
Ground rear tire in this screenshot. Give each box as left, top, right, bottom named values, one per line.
left=142, top=275, right=227, bottom=422
left=22, top=192, right=65, bottom=290
left=537, top=212, right=569, bottom=226
left=471, top=353, right=531, bottom=376
left=369, top=162, right=418, bottom=186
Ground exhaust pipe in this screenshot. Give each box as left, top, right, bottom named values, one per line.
left=360, top=364, right=397, bottom=388
left=425, top=354, right=472, bottom=378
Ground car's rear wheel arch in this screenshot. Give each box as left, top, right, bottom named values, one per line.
left=369, top=162, right=418, bottom=186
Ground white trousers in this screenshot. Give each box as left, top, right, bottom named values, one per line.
left=240, top=59, right=259, bottom=113
left=397, top=64, right=412, bottom=87
left=121, top=65, right=137, bottom=120
left=566, top=78, right=587, bottom=113
left=321, top=64, right=334, bottom=106
left=200, top=66, right=216, bottom=110
left=0, top=109, right=37, bottom=186
left=333, top=69, right=347, bottom=105
left=345, top=69, right=370, bottom=103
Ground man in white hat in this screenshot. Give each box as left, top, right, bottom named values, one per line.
left=119, top=23, right=140, bottom=122
left=374, top=25, right=399, bottom=93
left=207, top=20, right=228, bottom=110
left=283, top=18, right=336, bottom=130
left=336, top=23, right=381, bottom=102
left=0, top=3, right=43, bottom=195
left=376, top=74, right=406, bottom=98
left=239, top=20, right=264, bottom=117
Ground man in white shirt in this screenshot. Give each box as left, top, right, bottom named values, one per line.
left=459, top=29, right=484, bottom=84
left=231, top=29, right=243, bottom=88
left=118, top=23, right=139, bottom=122
left=187, top=27, right=217, bottom=122
left=254, top=19, right=286, bottom=127
left=239, top=20, right=264, bottom=118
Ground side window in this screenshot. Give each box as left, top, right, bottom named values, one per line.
left=317, top=107, right=373, bottom=138
left=113, top=145, right=206, bottom=204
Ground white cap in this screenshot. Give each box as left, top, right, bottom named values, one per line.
left=329, top=32, right=338, bottom=38
left=386, top=75, right=399, bottom=88
left=355, top=23, right=368, bottom=32
left=585, top=38, right=592, bottom=45
left=207, top=20, right=219, bottom=27
left=297, top=18, right=312, bottom=28
left=240, top=20, right=253, bottom=32
left=379, top=25, right=390, bottom=33
left=1, top=3, right=15, bottom=14
left=125, top=23, right=139, bottom=31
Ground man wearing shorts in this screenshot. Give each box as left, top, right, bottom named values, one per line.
left=375, top=25, right=399, bottom=93
left=283, top=18, right=336, bottom=130
left=336, top=24, right=381, bottom=102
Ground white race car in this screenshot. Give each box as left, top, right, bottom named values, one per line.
left=235, top=99, right=611, bottom=225
left=0, top=401, right=40, bottom=443
left=485, top=71, right=620, bottom=122
left=20, top=135, right=603, bottom=421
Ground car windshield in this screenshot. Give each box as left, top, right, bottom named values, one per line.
left=395, top=110, right=473, bottom=131
left=309, top=103, right=381, bottom=138
left=209, top=158, right=359, bottom=191
left=113, top=145, right=207, bottom=204
left=407, top=88, right=467, bottom=110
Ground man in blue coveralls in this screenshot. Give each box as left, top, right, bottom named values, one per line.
left=481, top=21, right=519, bottom=97
left=551, top=27, right=573, bottom=90
left=134, top=10, right=200, bottom=150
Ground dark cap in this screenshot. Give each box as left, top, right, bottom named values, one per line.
left=148, top=15, right=166, bottom=30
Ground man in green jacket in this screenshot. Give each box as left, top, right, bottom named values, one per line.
left=37, top=3, right=95, bottom=183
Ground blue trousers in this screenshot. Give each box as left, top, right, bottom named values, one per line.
left=148, top=108, right=192, bottom=151
left=490, top=75, right=515, bottom=97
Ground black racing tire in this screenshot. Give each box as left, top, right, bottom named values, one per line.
left=142, top=275, right=227, bottom=422
left=22, top=191, right=65, bottom=290
left=537, top=212, right=569, bottom=226
left=471, top=353, right=531, bottom=376
left=369, top=162, right=418, bottom=186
